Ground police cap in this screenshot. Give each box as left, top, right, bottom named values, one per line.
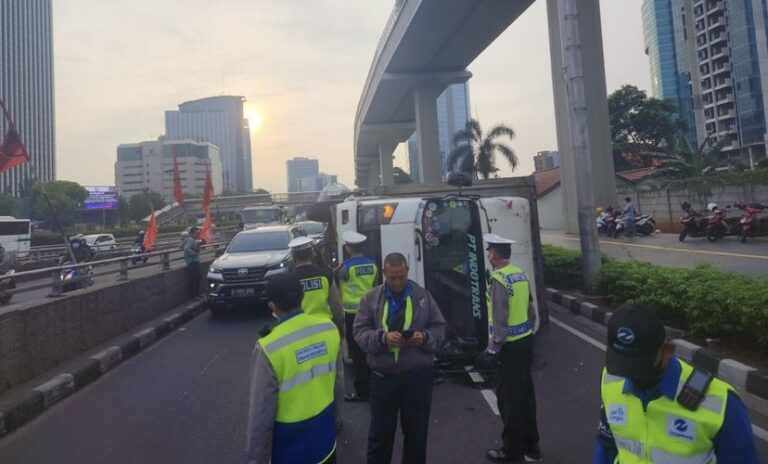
left=288, top=236, right=314, bottom=251
left=483, top=233, right=515, bottom=250
left=342, top=230, right=367, bottom=245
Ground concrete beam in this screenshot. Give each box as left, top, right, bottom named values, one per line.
left=382, top=70, right=472, bottom=84
left=414, top=83, right=443, bottom=185
left=379, top=140, right=398, bottom=186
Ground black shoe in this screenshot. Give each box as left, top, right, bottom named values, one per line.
left=524, top=446, right=543, bottom=462
left=485, top=449, right=525, bottom=463
left=344, top=392, right=368, bottom=402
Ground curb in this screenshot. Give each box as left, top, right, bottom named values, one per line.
left=544, top=287, right=768, bottom=402
left=0, top=298, right=208, bottom=438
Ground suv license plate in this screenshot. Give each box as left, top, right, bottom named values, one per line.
left=232, top=288, right=255, bottom=297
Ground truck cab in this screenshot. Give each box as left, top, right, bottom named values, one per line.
left=328, top=195, right=541, bottom=362
left=240, top=205, right=285, bottom=230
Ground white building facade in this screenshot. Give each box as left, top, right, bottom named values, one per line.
left=115, top=140, right=222, bottom=203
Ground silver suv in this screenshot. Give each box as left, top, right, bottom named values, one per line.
left=206, top=224, right=306, bottom=315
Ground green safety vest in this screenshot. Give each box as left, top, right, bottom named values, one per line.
left=487, top=263, right=532, bottom=343
left=340, top=260, right=378, bottom=314
left=601, top=360, right=732, bottom=464
left=257, top=312, right=340, bottom=464
left=381, top=295, right=413, bottom=363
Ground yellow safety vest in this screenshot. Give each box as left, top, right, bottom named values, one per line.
left=340, top=258, right=378, bottom=314
left=600, top=359, right=732, bottom=464
left=294, top=266, right=333, bottom=320
left=487, top=263, right=532, bottom=343
left=381, top=295, right=413, bottom=363
left=258, top=312, right=340, bottom=464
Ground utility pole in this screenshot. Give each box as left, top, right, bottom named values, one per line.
left=559, top=0, right=601, bottom=288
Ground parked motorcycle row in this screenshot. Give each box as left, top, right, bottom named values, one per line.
left=596, top=207, right=657, bottom=237
left=679, top=200, right=767, bottom=243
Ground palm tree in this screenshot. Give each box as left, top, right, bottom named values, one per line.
left=650, top=134, right=728, bottom=180
left=447, top=119, right=518, bottom=180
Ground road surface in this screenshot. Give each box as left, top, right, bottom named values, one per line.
left=0, top=302, right=764, bottom=463
left=542, top=230, right=768, bottom=278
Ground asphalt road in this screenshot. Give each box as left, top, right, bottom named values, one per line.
left=0, top=301, right=765, bottom=463
left=542, top=230, right=768, bottom=278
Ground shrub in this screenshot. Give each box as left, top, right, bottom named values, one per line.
left=541, top=244, right=583, bottom=288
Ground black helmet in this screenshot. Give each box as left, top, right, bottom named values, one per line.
left=681, top=201, right=691, bottom=210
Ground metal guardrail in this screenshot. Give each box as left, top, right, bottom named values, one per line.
left=0, top=241, right=226, bottom=304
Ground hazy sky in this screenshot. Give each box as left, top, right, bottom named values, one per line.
left=53, top=0, right=650, bottom=193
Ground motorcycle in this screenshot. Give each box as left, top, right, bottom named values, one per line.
left=678, top=203, right=707, bottom=242
left=131, top=244, right=149, bottom=265
left=596, top=208, right=613, bottom=234
left=613, top=213, right=655, bottom=237
left=734, top=201, right=766, bottom=243
left=705, top=204, right=740, bottom=241
left=59, top=260, right=94, bottom=293
left=0, top=269, right=16, bottom=305
left=604, top=210, right=621, bottom=237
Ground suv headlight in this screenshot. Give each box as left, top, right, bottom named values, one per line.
left=208, top=265, right=224, bottom=278
left=265, top=260, right=289, bottom=277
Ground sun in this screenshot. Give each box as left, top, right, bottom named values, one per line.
left=245, top=109, right=264, bottom=132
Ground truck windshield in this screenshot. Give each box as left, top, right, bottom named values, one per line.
left=241, top=209, right=279, bottom=224
left=421, top=198, right=488, bottom=357
left=228, top=231, right=290, bottom=252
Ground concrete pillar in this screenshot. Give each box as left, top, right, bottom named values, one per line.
left=414, top=83, right=443, bottom=185
left=379, top=140, right=397, bottom=186
left=547, top=0, right=616, bottom=233
left=367, top=159, right=381, bottom=192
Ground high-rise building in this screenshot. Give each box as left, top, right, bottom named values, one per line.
left=165, top=96, right=253, bottom=193
left=0, top=0, right=55, bottom=195
left=642, top=0, right=698, bottom=146
left=115, top=140, right=223, bottom=202
left=644, top=0, right=768, bottom=162
left=407, top=83, right=471, bottom=182
left=286, top=157, right=319, bottom=193
left=298, top=173, right=337, bottom=193
left=533, top=151, right=560, bottom=171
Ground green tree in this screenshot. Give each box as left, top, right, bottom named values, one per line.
left=0, top=193, right=18, bottom=216
left=447, top=119, right=517, bottom=180
left=26, top=181, right=89, bottom=227
left=128, top=190, right=166, bottom=222
left=608, top=85, right=686, bottom=169
left=393, top=167, right=413, bottom=185
left=253, top=188, right=270, bottom=195
left=117, top=196, right=130, bottom=226
left=650, top=135, right=728, bottom=181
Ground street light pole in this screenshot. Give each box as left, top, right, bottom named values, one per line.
left=559, top=0, right=601, bottom=288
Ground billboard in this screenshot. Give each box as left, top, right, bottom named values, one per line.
left=84, top=186, right=119, bottom=210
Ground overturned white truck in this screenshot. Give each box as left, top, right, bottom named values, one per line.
left=308, top=180, right=545, bottom=363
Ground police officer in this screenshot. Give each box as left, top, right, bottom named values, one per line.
left=246, top=273, right=342, bottom=464
left=594, top=303, right=759, bottom=463
left=288, top=236, right=344, bottom=332
left=476, top=234, right=542, bottom=463
left=337, top=230, right=378, bottom=402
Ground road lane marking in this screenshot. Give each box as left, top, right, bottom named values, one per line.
left=465, top=365, right=500, bottom=416
left=551, top=315, right=768, bottom=443
left=542, top=235, right=768, bottom=261
left=199, top=350, right=226, bottom=376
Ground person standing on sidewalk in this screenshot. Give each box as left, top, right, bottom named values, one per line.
left=183, top=227, right=201, bottom=298
left=622, top=196, right=637, bottom=238
left=246, top=273, right=342, bottom=464
left=593, top=303, right=758, bottom=463
left=337, top=230, right=379, bottom=403
left=354, top=252, right=445, bottom=464
left=477, top=234, right=542, bottom=464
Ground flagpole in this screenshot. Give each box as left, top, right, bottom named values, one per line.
left=0, top=97, right=76, bottom=264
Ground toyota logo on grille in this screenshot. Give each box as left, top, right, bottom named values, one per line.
left=237, top=268, right=249, bottom=277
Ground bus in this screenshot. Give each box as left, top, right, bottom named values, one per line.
left=0, top=217, right=31, bottom=255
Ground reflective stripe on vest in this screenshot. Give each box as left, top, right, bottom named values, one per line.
left=487, top=263, right=532, bottom=343
left=299, top=274, right=332, bottom=320
left=600, top=360, right=731, bottom=464
left=257, top=313, right=340, bottom=464
left=381, top=296, right=413, bottom=363
left=340, top=262, right=378, bottom=314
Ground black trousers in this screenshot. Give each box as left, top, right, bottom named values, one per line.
left=367, top=368, right=433, bottom=464
left=345, top=313, right=370, bottom=396
left=186, top=262, right=201, bottom=298
left=497, top=335, right=540, bottom=458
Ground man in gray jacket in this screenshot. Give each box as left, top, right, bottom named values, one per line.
left=353, top=252, right=446, bottom=464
